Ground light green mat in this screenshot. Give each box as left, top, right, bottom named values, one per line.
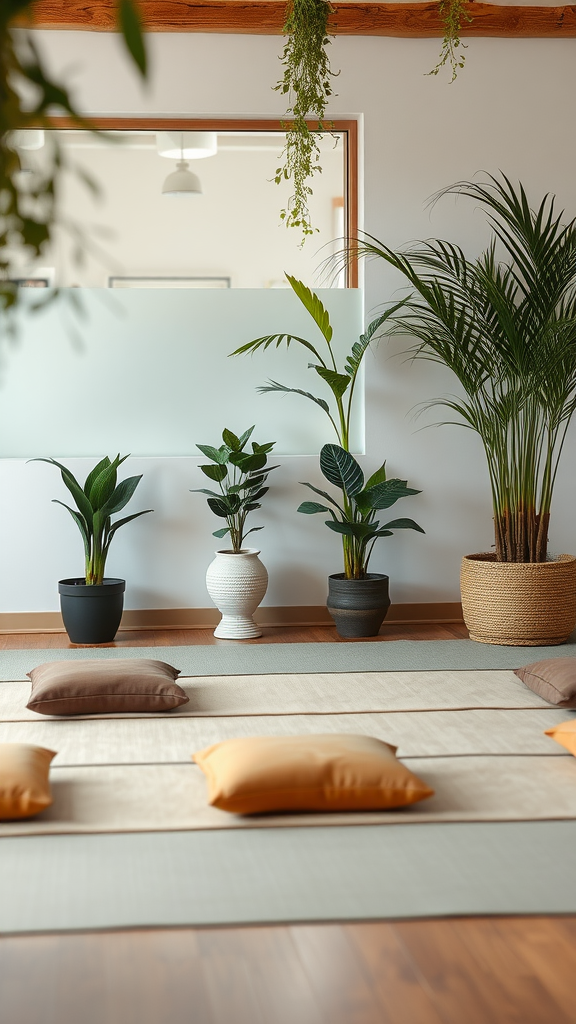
left=1, top=822, right=575, bottom=933
left=2, top=636, right=576, bottom=680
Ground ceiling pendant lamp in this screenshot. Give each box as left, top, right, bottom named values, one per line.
left=161, top=133, right=203, bottom=197
left=161, top=159, right=202, bottom=197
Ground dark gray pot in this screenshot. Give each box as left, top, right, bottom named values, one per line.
left=58, top=578, right=126, bottom=644
left=327, top=573, right=390, bottom=638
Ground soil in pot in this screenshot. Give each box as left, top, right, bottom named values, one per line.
left=327, top=573, right=390, bottom=638
left=58, top=578, right=126, bottom=644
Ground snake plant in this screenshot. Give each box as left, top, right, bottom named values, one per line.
left=33, top=454, right=152, bottom=584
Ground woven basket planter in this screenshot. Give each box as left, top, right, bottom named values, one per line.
left=461, top=553, right=576, bottom=646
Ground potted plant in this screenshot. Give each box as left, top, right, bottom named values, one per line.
left=298, top=443, right=424, bottom=636
left=192, top=426, right=277, bottom=639
left=32, top=454, right=153, bottom=644
left=232, top=276, right=423, bottom=635
left=349, top=174, right=576, bottom=645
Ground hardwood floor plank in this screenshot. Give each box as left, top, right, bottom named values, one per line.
left=345, top=922, right=447, bottom=1024
left=200, top=926, right=325, bottom=1024
left=0, top=621, right=469, bottom=649
left=394, top=917, right=574, bottom=1024
left=288, top=923, right=389, bottom=1024
left=490, top=917, right=576, bottom=1022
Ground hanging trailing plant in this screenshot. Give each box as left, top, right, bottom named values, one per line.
left=428, top=0, right=473, bottom=82
left=274, top=0, right=337, bottom=241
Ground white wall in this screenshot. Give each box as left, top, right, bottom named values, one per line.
left=2, top=29, right=576, bottom=612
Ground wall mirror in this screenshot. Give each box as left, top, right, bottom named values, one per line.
left=12, top=118, right=358, bottom=290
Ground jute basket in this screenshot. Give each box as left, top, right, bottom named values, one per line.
left=461, top=553, right=576, bottom=646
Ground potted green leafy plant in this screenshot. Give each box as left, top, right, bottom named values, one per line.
left=348, top=174, right=576, bottom=644
left=32, top=454, right=153, bottom=644
left=231, top=276, right=423, bottom=635
left=191, top=426, right=277, bottom=639
left=298, top=443, right=423, bottom=636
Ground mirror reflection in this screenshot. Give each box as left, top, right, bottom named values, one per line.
left=11, top=128, right=347, bottom=289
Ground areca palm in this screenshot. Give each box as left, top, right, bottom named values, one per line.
left=347, top=174, right=576, bottom=562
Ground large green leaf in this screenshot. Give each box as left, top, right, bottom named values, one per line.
left=238, top=426, right=255, bottom=448
left=200, top=464, right=228, bottom=483
left=313, top=366, right=350, bottom=398
left=299, top=481, right=344, bottom=512
left=88, top=456, right=123, bottom=510
left=320, top=444, right=364, bottom=497
left=32, top=458, right=94, bottom=526
left=344, top=301, right=406, bottom=379
left=117, top=0, right=147, bottom=76
left=101, top=474, right=143, bottom=517
left=364, top=461, right=387, bottom=489
left=196, top=444, right=230, bottom=465
left=297, top=501, right=331, bottom=514
left=105, top=508, right=153, bottom=544
left=230, top=334, right=324, bottom=363
left=325, top=520, right=376, bottom=540
left=258, top=380, right=330, bottom=415
left=207, top=494, right=240, bottom=518
left=356, top=479, right=421, bottom=512
left=190, top=488, right=222, bottom=499
left=243, top=487, right=268, bottom=504
left=83, top=456, right=112, bottom=498
left=286, top=274, right=333, bottom=342
left=228, top=451, right=267, bottom=473
left=222, top=428, right=241, bottom=451
left=52, top=500, right=91, bottom=559
left=380, top=517, right=425, bottom=533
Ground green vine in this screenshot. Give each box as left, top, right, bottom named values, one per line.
left=428, top=0, right=473, bottom=82
left=274, top=0, right=337, bottom=241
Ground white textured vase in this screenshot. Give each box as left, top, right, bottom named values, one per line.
left=205, top=548, right=268, bottom=639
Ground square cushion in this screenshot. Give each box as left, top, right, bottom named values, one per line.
left=0, top=744, right=56, bottom=819
left=514, top=658, right=576, bottom=707
left=545, top=719, right=576, bottom=755
left=27, top=659, right=187, bottom=716
left=193, top=733, right=434, bottom=814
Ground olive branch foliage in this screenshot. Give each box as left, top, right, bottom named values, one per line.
left=274, top=0, right=338, bottom=241
left=0, top=0, right=146, bottom=320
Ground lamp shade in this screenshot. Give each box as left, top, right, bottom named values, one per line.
left=156, top=132, right=217, bottom=160
left=161, top=160, right=202, bottom=196
left=7, top=129, right=45, bottom=151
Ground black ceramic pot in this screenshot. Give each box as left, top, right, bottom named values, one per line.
left=327, top=573, right=390, bottom=638
left=58, top=578, right=126, bottom=644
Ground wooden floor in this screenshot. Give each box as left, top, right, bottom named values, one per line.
left=2, top=623, right=575, bottom=1024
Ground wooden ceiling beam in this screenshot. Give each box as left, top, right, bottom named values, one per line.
left=22, top=1, right=576, bottom=38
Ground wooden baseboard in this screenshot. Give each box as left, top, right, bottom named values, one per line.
left=0, top=603, right=463, bottom=634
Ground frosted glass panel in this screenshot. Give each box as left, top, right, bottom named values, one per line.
left=0, top=288, right=363, bottom=457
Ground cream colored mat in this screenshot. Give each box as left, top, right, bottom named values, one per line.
left=0, top=669, right=551, bottom=722
left=2, top=756, right=576, bottom=836
left=1, top=667, right=573, bottom=838
left=0, top=707, right=571, bottom=763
